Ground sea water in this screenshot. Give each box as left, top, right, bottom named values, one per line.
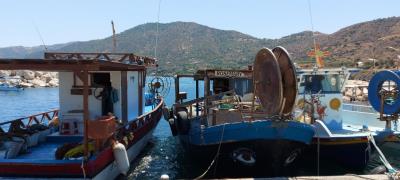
left=0, top=80, right=399, bottom=179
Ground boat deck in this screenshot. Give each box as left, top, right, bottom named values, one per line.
left=15, top=142, right=63, bottom=160
left=0, top=133, right=83, bottom=162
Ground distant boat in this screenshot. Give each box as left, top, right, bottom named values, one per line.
left=0, top=83, right=24, bottom=91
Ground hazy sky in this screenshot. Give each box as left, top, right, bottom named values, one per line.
left=1, top=0, right=399, bottom=47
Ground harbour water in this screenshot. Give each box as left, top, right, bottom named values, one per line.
left=0, top=79, right=399, bottom=179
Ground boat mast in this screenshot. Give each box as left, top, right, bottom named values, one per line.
left=111, top=20, right=116, bottom=53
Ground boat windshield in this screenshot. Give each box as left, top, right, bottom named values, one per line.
left=299, top=74, right=342, bottom=94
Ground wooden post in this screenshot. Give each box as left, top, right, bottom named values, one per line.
left=82, top=70, right=89, bottom=161
left=175, top=75, right=179, bottom=103
left=204, top=73, right=209, bottom=117
left=138, top=71, right=143, bottom=115
left=195, top=80, right=199, bottom=117
left=121, top=71, right=128, bottom=123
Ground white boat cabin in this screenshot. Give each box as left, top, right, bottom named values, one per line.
left=58, top=70, right=145, bottom=134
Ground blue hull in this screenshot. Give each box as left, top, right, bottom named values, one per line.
left=182, top=119, right=314, bottom=146
left=175, top=119, right=315, bottom=176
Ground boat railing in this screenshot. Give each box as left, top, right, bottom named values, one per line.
left=44, top=52, right=157, bottom=67
left=342, top=103, right=376, bottom=114
left=0, top=109, right=59, bottom=133
left=174, top=90, right=236, bottom=119
left=121, top=98, right=164, bottom=134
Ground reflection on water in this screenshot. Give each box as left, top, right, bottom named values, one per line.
left=1, top=84, right=399, bottom=179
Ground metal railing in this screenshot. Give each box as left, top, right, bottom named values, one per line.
left=0, top=109, right=59, bottom=133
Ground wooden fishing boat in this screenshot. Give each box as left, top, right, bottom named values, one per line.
left=295, top=67, right=400, bottom=169
left=164, top=47, right=315, bottom=176
left=0, top=52, right=164, bottom=179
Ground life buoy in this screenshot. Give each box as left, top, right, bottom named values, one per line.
left=368, top=70, right=400, bottom=114
left=113, top=141, right=130, bottom=175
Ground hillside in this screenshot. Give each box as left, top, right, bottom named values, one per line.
left=1, top=17, right=400, bottom=74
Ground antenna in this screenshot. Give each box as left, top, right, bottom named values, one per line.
left=155, top=0, right=161, bottom=61
left=307, top=0, right=323, bottom=68
left=111, top=20, right=117, bottom=53
left=32, top=21, right=48, bottom=52
left=154, top=0, right=162, bottom=76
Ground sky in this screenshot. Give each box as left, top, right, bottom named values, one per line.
left=1, top=0, right=399, bottom=48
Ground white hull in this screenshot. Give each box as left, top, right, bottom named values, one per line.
left=93, top=129, right=155, bottom=180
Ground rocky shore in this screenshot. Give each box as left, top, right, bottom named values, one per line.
left=0, top=70, right=58, bottom=88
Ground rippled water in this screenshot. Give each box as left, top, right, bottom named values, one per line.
left=1, top=84, right=399, bottom=179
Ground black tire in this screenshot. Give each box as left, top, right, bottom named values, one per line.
left=176, top=111, right=190, bottom=135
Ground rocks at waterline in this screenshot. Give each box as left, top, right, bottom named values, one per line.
left=0, top=70, right=58, bottom=88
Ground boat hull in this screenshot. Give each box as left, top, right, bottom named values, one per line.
left=301, top=137, right=370, bottom=170
left=175, top=119, right=315, bottom=177
left=182, top=139, right=309, bottom=178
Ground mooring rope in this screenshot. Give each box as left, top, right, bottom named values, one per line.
left=317, top=129, right=320, bottom=176
left=194, top=123, right=226, bottom=179
left=368, top=134, right=399, bottom=179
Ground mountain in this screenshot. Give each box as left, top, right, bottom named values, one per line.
left=1, top=17, right=400, bottom=74
left=0, top=42, right=75, bottom=59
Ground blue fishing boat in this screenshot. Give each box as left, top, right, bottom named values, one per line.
left=294, top=67, right=400, bottom=169
left=0, top=52, right=164, bottom=179
left=164, top=47, right=315, bottom=176
left=0, top=83, right=24, bottom=91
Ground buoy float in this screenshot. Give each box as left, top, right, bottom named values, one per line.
left=160, top=174, right=170, bottom=180
left=113, top=141, right=130, bottom=175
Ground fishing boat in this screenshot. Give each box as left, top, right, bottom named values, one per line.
left=164, top=47, right=315, bottom=176
left=0, top=83, right=24, bottom=91
left=295, top=67, right=400, bottom=169
left=0, top=52, right=164, bottom=179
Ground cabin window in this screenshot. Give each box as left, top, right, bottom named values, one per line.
left=213, top=79, right=230, bottom=94
left=91, top=73, right=111, bottom=87
left=229, top=79, right=252, bottom=96
left=299, top=74, right=341, bottom=94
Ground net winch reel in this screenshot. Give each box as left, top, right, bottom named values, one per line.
left=252, top=46, right=298, bottom=120
left=147, top=76, right=171, bottom=98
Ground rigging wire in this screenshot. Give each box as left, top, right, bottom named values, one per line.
left=154, top=0, right=162, bottom=76
left=32, top=21, right=48, bottom=52
left=307, top=0, right=318, bottom=66
left=306, top=0, right=320, bottom=176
